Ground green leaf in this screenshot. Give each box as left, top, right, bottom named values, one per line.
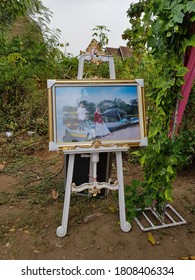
left=182, top=34, right=195, bottom=51
left=165, top=189, right=173, bottom=203
left=131, top=151, right=140, bottom=156
left=174, top=25, right=179, bottom=32
left=168, top=156, right=177, bottom=165
left=167, top=165, right=174, bottom=174
left=186, top=1, right=195, bottom=13
left=140, top=154, right=147, bottom=165
left=166, top=174, right=171, bottom=183
left=190, top=15, right=195, bottom=22
left=173, top=12, right=184, bottom=24
left=131, top=179, right=141, bottom=188
left=172, top=4, right=184, bottom=14
left=170, top=0, right=180, bottom=10
left=160, top=168, right=166, bottom=176
left=144, top=196, right=153, bottom=207
left=176, top=67, right=189, bottom=77
left=168, top=21, right=174, bottom=28
left=176, top=77, right=185, bottom=86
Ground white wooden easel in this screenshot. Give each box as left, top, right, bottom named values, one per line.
left=56, top=54, right=131, bottom=237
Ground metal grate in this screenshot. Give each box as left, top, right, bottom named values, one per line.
left=134, top=204, right=187, bottom=231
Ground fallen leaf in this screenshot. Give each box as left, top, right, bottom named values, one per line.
left=33, top=249, right=40, bottom=254
left=84, top=213, right=103, bottom=223
left=83, top=247, right=88, bottom=250
left=180, top=256, right=190, bottom=260
left=180, top=256, right=195, bottom=260
left=109, top=205, right=117, bottom=213
left=147, top=232, right=156, bottom=245
left=9, top=228, right=16, bottom=233
left=52, top=189, right=59, bottom=200
left=108, top=246, right=113, bottom=252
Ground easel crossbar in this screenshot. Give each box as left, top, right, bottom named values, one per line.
left=72, top=181, right=119, bottom=196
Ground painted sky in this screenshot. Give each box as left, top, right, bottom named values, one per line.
left=55, top=84, right=137, bottom=113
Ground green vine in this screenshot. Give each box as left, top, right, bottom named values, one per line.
left=123, top=0, right=195, bottom=218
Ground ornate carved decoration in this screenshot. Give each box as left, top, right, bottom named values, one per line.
left=72, top=180, right=119, bottom=197
left=59, top=139, right=134, bottom=151
left=80, top=39, right=106, bottom=64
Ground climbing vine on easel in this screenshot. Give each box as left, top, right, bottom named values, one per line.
left=123, top=0, right=195, bottom=218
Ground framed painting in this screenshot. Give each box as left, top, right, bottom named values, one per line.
left=47, top=79, right=147, bottom=151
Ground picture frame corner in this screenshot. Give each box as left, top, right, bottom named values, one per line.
left=49, top=141, right=59, bottom=151
left=139, top=137, right=148, bottom=146
left=47, top=79, right=57, bottom=89
left=135, top=78, right=144, bottom=87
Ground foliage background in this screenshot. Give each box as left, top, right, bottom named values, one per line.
left=0, top=0, right=78, bottom=134
left=0, top=0, right=194, bottom=218
left=122, top=0, right=195, bottom=217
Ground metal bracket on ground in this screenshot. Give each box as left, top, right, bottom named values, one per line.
left=134, top=204, right=187, bottom=231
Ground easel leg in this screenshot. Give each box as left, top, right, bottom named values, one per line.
left=116, top=151, right=131, bottom=232
left=56, top=154, right=75, bottom=237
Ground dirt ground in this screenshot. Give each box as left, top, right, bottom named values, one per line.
left=0, top=142, right=195, bottom=260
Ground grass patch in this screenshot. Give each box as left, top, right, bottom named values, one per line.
left=0, top=192, right=12, bottom=205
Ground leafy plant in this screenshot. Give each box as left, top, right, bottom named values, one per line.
left=0, top=3, right=78, bottom=133
left=123, top=0, right=195, bottom=217
left=0, top=0, right=51, bottom=32
left=125, top=179, right=145, bottom=221
left=92, top=25, right=110, bottom=50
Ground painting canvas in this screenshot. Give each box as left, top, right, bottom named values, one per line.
left=48, top=80, right=147, bottom=150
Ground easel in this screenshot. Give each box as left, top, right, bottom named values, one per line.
left=56, top=53, right=131, bottom=237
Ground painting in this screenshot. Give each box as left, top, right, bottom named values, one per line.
left=48, top=80, right=147, bottom=150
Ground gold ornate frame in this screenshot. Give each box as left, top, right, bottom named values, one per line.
left=47, top=79, right=147, bottom=151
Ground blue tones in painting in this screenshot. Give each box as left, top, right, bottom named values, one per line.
left=55, top=84, right=137, bottom=111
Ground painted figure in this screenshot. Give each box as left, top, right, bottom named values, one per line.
left=77, top=102, right=87, bottom=131
left=94, top=107, right=111, bottom=138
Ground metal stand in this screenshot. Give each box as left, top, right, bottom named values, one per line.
left=56, top=148, right=131, bottom=237
left=134, top=204, right=187, bottom=232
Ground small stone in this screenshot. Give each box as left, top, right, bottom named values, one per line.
left=83, top=247, right=88, bottom=250
left=156, top=240, right=160, bottom=245
left=33, top=249, right=40, bottom=254
left=5, top=132, right=13, bottom=137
